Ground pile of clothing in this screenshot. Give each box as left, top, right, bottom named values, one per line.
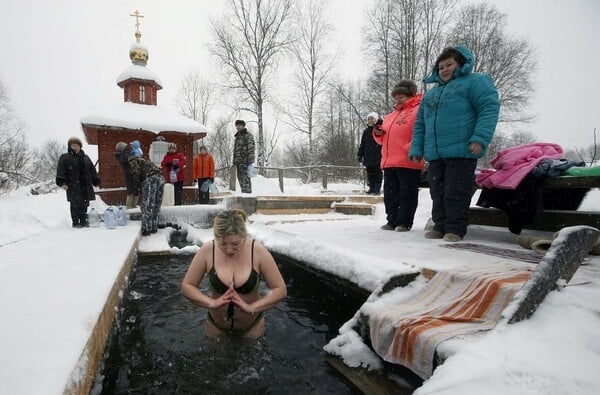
left=475, top=142, right=588, bottom=234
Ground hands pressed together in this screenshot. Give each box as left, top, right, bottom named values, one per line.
left=210, top=282, right=255, bottom=315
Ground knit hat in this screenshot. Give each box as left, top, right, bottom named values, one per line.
left=235, top=120, right=246, bottom=126
left=115, top=142, right=128, bottom=152
left=67, top=137, right=83, bottom=148
left=168, top=143, right=177, bottom=150
left=367, top=112, right=379, bottom=120
left=199, top=145, right=207, bottom=151
left=391, top=80, right=418, bottom=97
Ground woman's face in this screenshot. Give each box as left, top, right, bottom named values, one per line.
left=438, top=57, right=460, bottom=82
left=393, top=94, right=409, bottom=107
left=70, top=143, right=81, bottom=153
left=367, top=116, right=376, bottom=126
left=218, top=234, right=246, bottom=256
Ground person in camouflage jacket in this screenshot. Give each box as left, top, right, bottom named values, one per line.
left=232, top=120, right=255, bottom=193
left=128, top=155, right=165, bottom=236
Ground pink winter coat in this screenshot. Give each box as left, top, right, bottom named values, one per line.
left=373, top=94, right=425, bottom=171
left=475, top=142, right=563, bottom=189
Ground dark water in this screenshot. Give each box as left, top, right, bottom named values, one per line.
left=93, top=238, right=367, bottom=394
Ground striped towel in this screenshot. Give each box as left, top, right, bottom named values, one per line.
left=370, top=267, right=531, bottom=379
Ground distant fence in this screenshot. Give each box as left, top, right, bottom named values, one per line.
left=215, top=165, right=368, bottom=193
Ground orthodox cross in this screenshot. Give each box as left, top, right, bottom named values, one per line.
left=129, top=10, right=144, bottom=42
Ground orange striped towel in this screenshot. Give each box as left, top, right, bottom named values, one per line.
left=370, top=267, right=531, bottom=379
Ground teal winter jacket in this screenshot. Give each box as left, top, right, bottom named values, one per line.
left=409, top=45, right=500, bottom=161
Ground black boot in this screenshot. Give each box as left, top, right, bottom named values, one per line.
left=79, top=213, right=89, bottom=227
left=370, top=182, right=381, bottom=195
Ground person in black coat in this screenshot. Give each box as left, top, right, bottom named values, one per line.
left=358, top=112, right=383, bottom=195
left=56, top=137, right=100, bottom=228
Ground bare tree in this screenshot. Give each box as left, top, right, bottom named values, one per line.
left=363, top=0, right=456, bottom=112
left=283, top=0, right=336, bottom=171
left=262, top=119, right=281, bottom=166
left=175, top=71, right=215, bottom=125
left=363, top=0, right=396, bottom=112
left=316, top=80, right=366, bottom=167
left=30, top=139, right=64, bottom=182
left=206, top=117, right=234, bottom=169
left=0, top=81, right=32, bottom=190
left=209, top=0, right=292, bottom=167
left=447, top=3, right=537, bottom=124
left=573, top=128, right=598, bottom=165
left=418, top=0, right=456, bottom=90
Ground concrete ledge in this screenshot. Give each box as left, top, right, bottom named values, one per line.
left=334, top=202, right=375, bottom=216
left=67, top=234, right=139, bottom=395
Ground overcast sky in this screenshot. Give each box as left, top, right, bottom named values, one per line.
left=1, top=0, right=599, bottom=153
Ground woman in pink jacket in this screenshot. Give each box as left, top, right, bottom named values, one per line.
left=374, top=80, right=425, bottom=231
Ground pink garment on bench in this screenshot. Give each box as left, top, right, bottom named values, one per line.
left=475, top=142, right=563, bottom=189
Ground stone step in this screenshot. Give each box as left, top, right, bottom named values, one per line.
left=256, top=196, right=345, bottom=214
left=333, top=202, right=375, bottom=216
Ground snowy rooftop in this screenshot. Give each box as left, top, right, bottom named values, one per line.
left=1, top=178, right=599, bottom=394
left=116, top=63, right=162, bottom=87
left=80, top=101, right=207, bottom=134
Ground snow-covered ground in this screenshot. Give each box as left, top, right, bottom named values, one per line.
left=1, top=176, right=599, bottom=394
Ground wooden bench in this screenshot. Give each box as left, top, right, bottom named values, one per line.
left=422, top=176, right=600, bottom=232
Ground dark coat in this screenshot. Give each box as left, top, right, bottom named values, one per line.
left=358, top=125, right=382, bottom=168
left=233, top=129, right=256, bottom=166
left=56, top=148, right=99, bottom=204
left=115, top=148, right=137, bottom=194
left=129, top=156, right=164, bottom=192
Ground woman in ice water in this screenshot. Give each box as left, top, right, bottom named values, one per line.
left=181, top=209, right=287, bottom=337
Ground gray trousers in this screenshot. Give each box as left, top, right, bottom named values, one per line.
left=141, top=173, right=164, bottom=232
left=236, top=164, right=252, bottom=193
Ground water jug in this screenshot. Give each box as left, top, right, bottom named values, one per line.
left=116, top=206, right=128, bottom=226
left=170, top=169, right=178, bottom=183
left=104, top=207, right=116, bottom=229
left=88, top=207, right=100, bottom=228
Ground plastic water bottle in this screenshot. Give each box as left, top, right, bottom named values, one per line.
left=104, top=207, right=116, bottom=229
left=116, top=206, right=128, bottom=226
left=88, top=207, right=100, bottom=228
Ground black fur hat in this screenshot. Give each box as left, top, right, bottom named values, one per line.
left=235, top=119, right=246, bottom=127
left=67, top=137, right=83, bottom=148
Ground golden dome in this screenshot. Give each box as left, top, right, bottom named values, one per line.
left=129, top=43, right=149, bottom=65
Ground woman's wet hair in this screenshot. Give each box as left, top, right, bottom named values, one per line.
left=213, top=209, right=248, bottom=241
left=435, top=47, right=467, bottom=70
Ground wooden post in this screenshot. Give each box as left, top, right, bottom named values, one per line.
left=322, top=169, right=328, bottom=190
left=229, top=166, right=237, bottom=191
left=278, top=169, right=284, bottom=193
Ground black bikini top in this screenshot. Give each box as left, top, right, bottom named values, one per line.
left=208, top=239, right=260, bottom=294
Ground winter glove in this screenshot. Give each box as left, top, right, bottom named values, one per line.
left=358, top=156, right=363, bottom=163
left=409, top=155, right=422, bottom=163
left=247, top=163, right=256, bottom=177
left=210, top=178, right=214, bottom=183
left=373, top=124, right=384, bottom=136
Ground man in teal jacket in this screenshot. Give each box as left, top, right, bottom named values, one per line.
left=409, top=45, right=500, bottom=241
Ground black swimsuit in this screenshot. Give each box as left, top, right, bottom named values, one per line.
left=206, top=239, right=263, bottom=336
left=208, top=239, right=260, bottom=294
